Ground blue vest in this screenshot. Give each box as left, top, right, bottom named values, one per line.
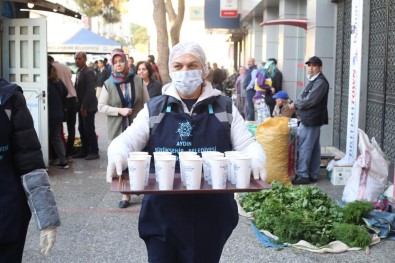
left=138, top=95, right=239, bottom=261
left=0, top=103, right=31, bottom=243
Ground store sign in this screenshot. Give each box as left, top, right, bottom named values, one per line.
left=345, top=0, right=363, bottom=160
left=220, top=0, right=238, bottom=18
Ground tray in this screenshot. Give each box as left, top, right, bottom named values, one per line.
left=110, top=173, right=271, bottom=194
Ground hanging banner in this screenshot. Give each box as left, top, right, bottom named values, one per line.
left=345, top=0, right=363, bottom=161
left=220, top=0, right=238, bottom=18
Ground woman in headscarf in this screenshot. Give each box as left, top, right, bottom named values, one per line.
left=235, top=65, right=247, bottom=118
left=106, top=42, right=266, bottom=262
left=98, top=49, right=149, bottom=208
left=136, top=60, right=162, bottom=98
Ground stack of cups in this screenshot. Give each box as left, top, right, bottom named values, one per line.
left=178, top=151, right=198, bottom=187
left=201, top=151, right=224, bottom=185
left=154, top=152, right=176, bottom=190
left=209, top=156, right=229, bottom=189
left=180, top=154, right=203, bottom=190
left=129, top=152, right=151, bottom=186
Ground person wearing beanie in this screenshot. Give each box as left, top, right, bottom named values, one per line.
left=272, top=90, right=296, bottom=118
left=98, top=48, right=149, bottom=208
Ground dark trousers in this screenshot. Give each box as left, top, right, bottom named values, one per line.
left=145, top=237, right=223, bottom=263
left=246, top=88, right=256, bottom=121
left=0, top=240, right=26, bottom=263
left=78, top=110, right=98, bottom=155
left=64, top=97, right=78, bottom=156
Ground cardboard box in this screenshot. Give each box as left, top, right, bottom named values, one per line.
left=327, top=166, right=353, bottom=185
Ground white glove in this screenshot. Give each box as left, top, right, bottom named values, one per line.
left=242, top=142, right=266, bottom=180
left=106, top=153, right=127, bottom=183
left=40, top=227, right=57, bottom=256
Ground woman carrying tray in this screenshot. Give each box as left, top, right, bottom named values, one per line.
left=106, top=42, right=266, bottom=262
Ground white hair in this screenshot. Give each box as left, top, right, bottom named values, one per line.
left=168, top=42, right=208, bottom=77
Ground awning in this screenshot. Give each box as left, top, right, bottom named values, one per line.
left=260, top=19, right=307, bottom=30
left=5, top=0, right=81, bottom=19
left=48, top=26, right=122, bottom=54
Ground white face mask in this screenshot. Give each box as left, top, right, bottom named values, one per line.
left=170, top=70, right=203, bottom=96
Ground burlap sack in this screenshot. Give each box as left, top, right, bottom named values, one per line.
left=255, top=117, right=291, bottom=185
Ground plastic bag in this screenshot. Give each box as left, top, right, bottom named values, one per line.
left=342, top=129, right=389, bottom=202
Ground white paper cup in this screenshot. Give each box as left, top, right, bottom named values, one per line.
left=201, top=151, right=223, bottom=185
left=178, top=152, right=199, bottom=186
left=127, top=157, right=146, bottom=190
left=224, top=151, right=243, bottom=184
left=155, top=155, right=176, bottom=190
left=233, top=156, right=252, bottom=188
left=153, top=152, right=173, bottom=182
left=209, top=156, right=229, bottom=189
left=129, top=153, right=151, bottom=186
left=182, top=157, right=203, bottom=190
left=129, top=151, right=148, bottom=158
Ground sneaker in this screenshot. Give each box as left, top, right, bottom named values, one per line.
left=56, top=163, right=69, bottom=169
left=292, top=175, right=310, bottom=185
left=85, top=153, right=100, bottom=160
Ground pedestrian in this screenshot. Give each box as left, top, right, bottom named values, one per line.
left=243, top=57, right=258, bottom=121
left=48, top=55, right=78, bottom=160
left=206, top=62, right=214, bottom=82
left=103, top=57, right=112, bottom=81
left=212, top=62, right=224, bottom=91
left=0, top=78, right=60, bottom=262
left=235, top=65, right=247, bottom=118
left=148, top=55, right=161, bottom=83
left=73, top=51, right=100, bottom=160
left=272, top=90, right=296, bottom=118
left=128, top=56, right=136, bottom=75
left=96, top=59, right=107, bottom=99
left=261, top=60, right=277, bottom=115
left=290, top=56, right=329, bottom=184
left=136, top=61, right=162, bottom=98
left=47, top=62, right=69, bottom=169
left=106, top=41, right=266, bottom=262
left=267, top=58, right=283, bottom=93
left=98, top=49, right=149, bottom=208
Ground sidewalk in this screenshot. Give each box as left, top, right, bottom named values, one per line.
left=22, top=113, right=394, bottom=263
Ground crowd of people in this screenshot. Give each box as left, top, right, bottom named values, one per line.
left=2, top=42, right=329, bottom=262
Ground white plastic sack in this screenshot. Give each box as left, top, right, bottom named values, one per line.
left=342, top=129, right=389, bottom=202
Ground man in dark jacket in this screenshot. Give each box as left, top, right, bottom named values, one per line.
left=290, top=56, right=329, bottom=184
left=73, top=52, right=100, bottom=160
left=0, top=78, right=60, bottom=261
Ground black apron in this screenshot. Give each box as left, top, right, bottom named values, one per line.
left=139, top=101, right=238, bottom=262
left=0, top=104, right=31, bottom=244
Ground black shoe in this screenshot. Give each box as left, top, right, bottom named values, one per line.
left=85, top=153, right=100, bottom=160
left=309, top=177, right=318, bottom=183
left=72, top=152, right=88, bottom=158
left=292, top=176, right=310, bottom=185
left=118, top=200, right=130, bottom=209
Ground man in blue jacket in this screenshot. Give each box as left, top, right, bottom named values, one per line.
left=290, top=56, right=329, bottom=184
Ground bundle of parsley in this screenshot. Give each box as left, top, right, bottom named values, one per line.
left=239, top=181, right=373, bottom=248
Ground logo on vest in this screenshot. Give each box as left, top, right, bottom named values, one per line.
left=176, top=121, right=193, bottom=139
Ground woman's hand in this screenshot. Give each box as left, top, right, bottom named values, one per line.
left=118, top=108, right=133, bottom=116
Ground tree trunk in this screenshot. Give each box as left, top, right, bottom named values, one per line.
left=153, top=0, right=170, bottom=84
left=165, top=0, right=185, bottom=47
